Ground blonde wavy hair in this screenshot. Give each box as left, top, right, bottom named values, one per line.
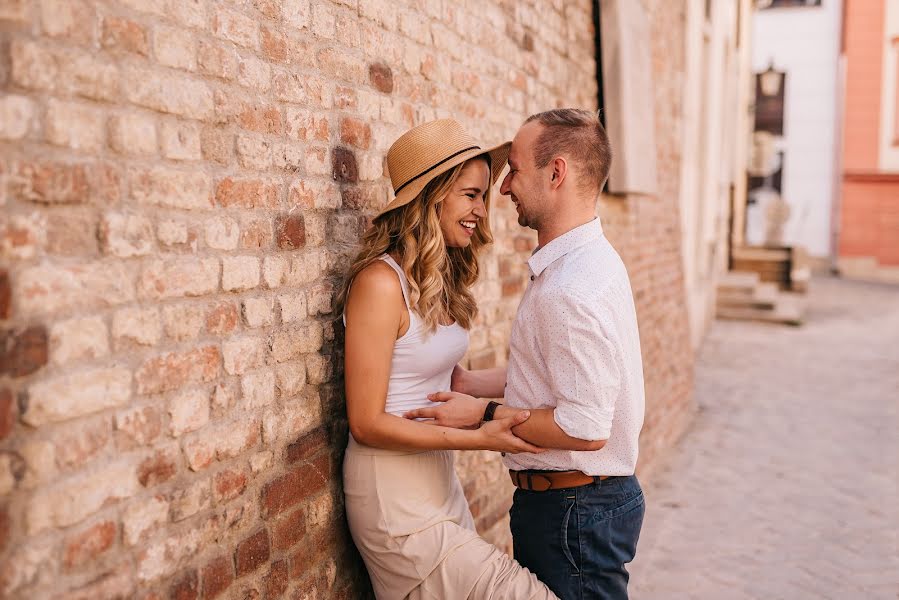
left=338, top=157, right=493, bottom=333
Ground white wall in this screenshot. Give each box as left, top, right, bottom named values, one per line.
left=880, top=0, right=899, bottom=171
left=751, top=0, right=842, bottom=258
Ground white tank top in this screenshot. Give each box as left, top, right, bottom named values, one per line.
left=349, top=255, right=469, bottom=417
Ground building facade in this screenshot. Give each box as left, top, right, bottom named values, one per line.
left=837, top=0, right=899, bottom=282
left=0, top=0, right=707, bottom=597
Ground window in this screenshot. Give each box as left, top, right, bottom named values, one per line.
left=756, top=0, right=822, bottom=8
left=754, top=71, right=786, bottom=135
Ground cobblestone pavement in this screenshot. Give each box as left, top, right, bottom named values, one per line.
left=629, top=276, right=899, bottom=600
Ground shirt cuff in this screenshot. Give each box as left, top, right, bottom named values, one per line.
left=553, top=404, right=612, bottom=442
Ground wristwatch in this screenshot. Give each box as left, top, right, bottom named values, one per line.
left=482, top=400, right=500, bottom=423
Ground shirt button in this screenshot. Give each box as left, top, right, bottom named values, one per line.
left=530, top=275, right=535, bottom=281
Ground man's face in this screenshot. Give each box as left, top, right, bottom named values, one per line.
left=500, top=121, right=545, bottom=230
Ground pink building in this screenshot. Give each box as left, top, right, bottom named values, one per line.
left=838, top=0, right=899, bottom=282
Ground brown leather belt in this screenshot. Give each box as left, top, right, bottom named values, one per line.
left=509, top=469, right=609, bottom=492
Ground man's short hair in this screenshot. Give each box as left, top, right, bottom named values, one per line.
left=524, top=108, right=612, bottom=197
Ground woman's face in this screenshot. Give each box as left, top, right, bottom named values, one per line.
left=438, top=158, right=490, bottom=248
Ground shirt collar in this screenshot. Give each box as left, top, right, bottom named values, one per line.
left=527, top=218, right=603, bottom=277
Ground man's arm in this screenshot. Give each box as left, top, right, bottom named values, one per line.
left=451, top=364, right=507, bottom=398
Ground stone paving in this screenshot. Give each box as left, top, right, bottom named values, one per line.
left=629, top=276, right=899, bottom=600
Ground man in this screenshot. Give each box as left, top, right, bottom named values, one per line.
left=405, top=109, right=646, bottom=600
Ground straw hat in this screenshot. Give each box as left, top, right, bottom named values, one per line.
left=376, top=119, right=511, bottom=219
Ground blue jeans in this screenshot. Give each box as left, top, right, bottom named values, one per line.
left=509, top=474, right=645, bottom=600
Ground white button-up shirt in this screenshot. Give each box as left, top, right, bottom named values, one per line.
left=503, top=218, right=645, bottom=476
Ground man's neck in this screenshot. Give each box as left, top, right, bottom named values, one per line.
left=536, top=213, right=596, bottom=248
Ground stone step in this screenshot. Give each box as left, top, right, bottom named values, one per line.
left=717, top=271, right=760, bottom=294
left=716, top=293, right=805, bottom=326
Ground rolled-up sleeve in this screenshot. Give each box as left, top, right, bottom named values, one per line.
left=537, top=287, right=621, bottom=441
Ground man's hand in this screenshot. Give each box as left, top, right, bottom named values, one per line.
left=403, top=391, right=487, bottom=429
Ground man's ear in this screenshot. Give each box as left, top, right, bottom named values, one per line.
left=550, top=157, right=567, bottom=189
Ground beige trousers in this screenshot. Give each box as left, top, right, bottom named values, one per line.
left=343, top=437, right=557, bottom=600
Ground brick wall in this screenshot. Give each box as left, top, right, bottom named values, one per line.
left=0, top=1, right=693, bottom=598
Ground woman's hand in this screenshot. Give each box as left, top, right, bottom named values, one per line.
left=404, top=391, right=486, bottom=429
left=477, top=411, right=545, bottom=454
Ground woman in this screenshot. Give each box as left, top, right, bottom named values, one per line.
left=341, top=119, right=557, bottom=599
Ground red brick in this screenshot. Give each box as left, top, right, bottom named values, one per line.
left=369, top=62, right=394, bottom=93
left=215, top=178, right=279, bottom=209
left=213, top=468, right=247, bottom=504
left=101, top=16, right=148, bottom=55
left=264, top=560, right=289, bottom=598
left=286, top=428, right=329, bottom=464
left=275, top=215, right=306, bottom=250
left=331, top=147, right=358, bottom=184
left=239, top=218, right=273, bottom=250
left=170, top=569, right=199, bottom=600
left=202, top=555, right=233, bottom=599
left=0, top=504, right=8, bottom=554
left=238, top=104, right=282, bottom=135
left=0, top=390, right=14, bottom=441
left=235, top=528, right=270, bottom=576
left=12, top=160, right=89, bottom=204
left=63, top=521, right=116, bottom=569
left=261, top=454, right=330, bottom=517
left=339, top=117, right=372, bottom=150
left=138, top=448, right=178, bottom=487
left=197, top=39, right=238, bottom=81
left=135, top=346, right=221, bottom=395
left=206, top=302, right=239, bottom=336
left=271, top=507, right=306, bottom=551
left=0, top=270, right=9, bottom=319
left=261, top=27, right=288, bottom=63
left=115, top=405, right=163, bottom=451
left=0, top=326, right=48, bottom=377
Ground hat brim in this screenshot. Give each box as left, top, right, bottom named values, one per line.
left=375, top=141, right=511, bottom=220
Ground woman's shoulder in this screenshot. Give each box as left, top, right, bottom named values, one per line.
left=348, top=259, right=404, bottom=302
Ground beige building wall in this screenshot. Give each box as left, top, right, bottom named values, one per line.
left=679, top=0, right=754, bottom=348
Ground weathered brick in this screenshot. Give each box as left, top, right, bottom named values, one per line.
left=0, top=0, right=28, bottom=23
left=286, top=428, right=329, bottom=465
left=222, top=336, right=266, bottom=375
left=197, top=39, right=238, bottom=81
left=215, top=178, right=279, bottom=209
left=24, top=367, right=130, bottom=426
left=0, top=211, right=45, bottom=261
left=270, top=322, right=323, bottom=362
left=212, top=7, right=260, bottom=49
left=222, top=256, right=260, bottom=292
left=1, top=326, right=48, bottom=377
left=242, top=297, right=274, bottom=328
left=53, top=415, right=111, bottom=470
left=200, top=126, right=233, bottom=165
left=262, top=392, right=320, bottom=444
left=169, top=388, right=210, bottom=436
left=170, top=569, right=199, bottom=600
left=236, top=135, right=273, bottom=170
left=101, top=16, right=148, bottom=55
left=0, top=389, right=14, bottom=441
left=130, top=167, right=212, bottom=210
left=213, top=468, right=247, bottom=504
left=161, top=121, right=202, bottom=161
left=135, top=346, right=220, bottom=395
left=275, top=362, right=306, bottom=400
left=284, top=108, right=329, bottom=142
left=235, top=529, right=270, bottom=576
left=305, top=146, right=330, bottom=176
left=115, top=404, right=163, bottom=451
left=170, top=477, right=211, bottom=522
left=138, top=257, right=219, bottom=300
left=270, top=507, right=306, bottom=552
left=261, top=26, right=288, bottom=63
left=27, top=459, right=139, bottom=533
left=241, top=369, right=275, bottom=409
left=262, top=256, right=288, bottom=289
left=239, top=218, right=273, bottom=250
left=48, top=315, right=108, bottom=366
left=0, top=270, right=8, bottom=320
left=138, top=446, right=178, bottom=487
left=109, top=113, right=157, bottom=156
left=100, top=212, right=155, bottom=257
left=122, top=494, right=168, bottom=546
left=156, top=219, right=197, bottom=250
left=305, top=353, right=332, bottom=384
left=63, top=520, right=116, bottom=569
left=205, top=302, right=239, bottom=336
left=154, top=26, right=196, bottom=71
left=201, top=555, right=233, bottom=599
left=40, top=0, right=95, bottom=45
left=162, top=303, right=206, bottom=341
left=124, top=66, right=214, bottom=120
left=237, top=54, right=272, bottom=92
left=238, top=103, right=282, bottom=135
left=0, top=95, right=35, bottom=140
left=0, top=452, right=24, bottom=495
left=278, top=293, right=307, bottom=324
left=275, top=214, right=306, bottom=250
left=331, top=147, right=359, bottom=183
left=260, top=454, right=329, bottom=517
left=264, top=560, right=289, bottom=598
